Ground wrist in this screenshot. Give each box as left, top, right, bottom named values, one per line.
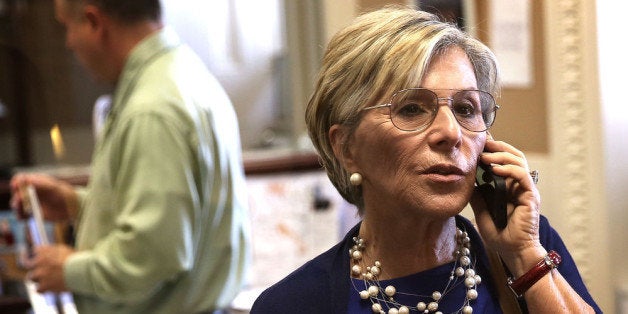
left=500, top=245, right=547, bottom=278
left=507, top=250, right=562, bottom=298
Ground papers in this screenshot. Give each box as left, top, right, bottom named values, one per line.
left=25, top=185, right=49, bottom=246
left=22, top=185, right=78, bottom=314
left=489, top=0, right=533, bottom=87
left=233, top=172, right=359, bottom=310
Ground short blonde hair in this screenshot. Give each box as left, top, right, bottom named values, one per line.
left=305, top=5, right=500, bottom=210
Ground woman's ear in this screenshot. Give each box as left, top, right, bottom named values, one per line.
left=329, top=124, right=357, bottom=171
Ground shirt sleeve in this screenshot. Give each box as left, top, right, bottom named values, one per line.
left=65, top=111, right=199, bottom=303
left=73, top=186, right=88, bottom=221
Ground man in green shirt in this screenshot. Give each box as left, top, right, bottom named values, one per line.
left=10, top=0, right=250, bottom=312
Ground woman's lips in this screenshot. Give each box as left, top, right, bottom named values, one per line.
left=422, top=164, right=466, bottom=183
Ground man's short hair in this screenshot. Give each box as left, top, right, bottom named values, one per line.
left=70, top=0, right=162, bottom=23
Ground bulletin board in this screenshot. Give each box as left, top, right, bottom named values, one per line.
left=359, top=0, right=549, bottom=153
left=473, top=0, right=548, bottom=153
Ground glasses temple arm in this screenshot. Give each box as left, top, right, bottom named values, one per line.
left=362, top=103, right=391, bottom=111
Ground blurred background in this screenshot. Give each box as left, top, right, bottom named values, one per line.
left=0, top=0, right=625, bottom=312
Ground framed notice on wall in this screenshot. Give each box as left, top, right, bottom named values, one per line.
left=488, top=0, right=532, bottom=88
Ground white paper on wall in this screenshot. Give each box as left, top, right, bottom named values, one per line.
left=230, top=171, right=359, bottom=311
left=489, top=0, right=533, bottom=88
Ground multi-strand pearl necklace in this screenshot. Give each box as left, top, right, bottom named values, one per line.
left=350, top=228, right=481, bottom=314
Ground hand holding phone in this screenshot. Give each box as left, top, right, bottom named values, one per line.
left=475, top=161, right=508, bottom=229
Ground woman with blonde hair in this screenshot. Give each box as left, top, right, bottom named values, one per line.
left=251, top=6, right=600, bottom=313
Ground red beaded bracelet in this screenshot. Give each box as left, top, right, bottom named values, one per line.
left=507, top=250, right=562, bottom=298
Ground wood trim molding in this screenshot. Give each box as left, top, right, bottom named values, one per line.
left=549, top=0, right=592, bottom=281
left=244, top=153, right=322, bottom=175
left=0, top=152, right=325, bottom=209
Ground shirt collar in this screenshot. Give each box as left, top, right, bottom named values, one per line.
left=110, top=27, right=181, bottom=114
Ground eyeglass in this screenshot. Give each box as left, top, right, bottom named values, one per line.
left=362, top=88, right=499, bottom=133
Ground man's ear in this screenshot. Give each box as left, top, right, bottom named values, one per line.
left=329, top=124, right=358, bottom=171
left=83, top=4, right=105, bottom=31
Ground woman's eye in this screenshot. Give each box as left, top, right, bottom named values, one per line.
left=452, top=101, right=477, bottom=117
left=395, top=102, right=429, bottom=117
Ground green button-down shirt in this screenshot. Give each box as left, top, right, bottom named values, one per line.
left=64, top=28, right=250, bottom=313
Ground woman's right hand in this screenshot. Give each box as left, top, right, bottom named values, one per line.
left=9, top=173, right=77, bottom=222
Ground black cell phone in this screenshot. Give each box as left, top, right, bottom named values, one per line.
left=475, top=161, right=508, bottom=229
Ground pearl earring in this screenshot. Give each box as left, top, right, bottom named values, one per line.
left=350, top=172, right=362, bottom=186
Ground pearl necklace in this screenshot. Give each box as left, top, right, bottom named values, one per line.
left=349, top=228, right=481, bottom=314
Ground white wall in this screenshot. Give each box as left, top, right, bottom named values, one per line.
left=597, top=1, right=628, bottom=311
left=161, top=0, right=289, bottom=150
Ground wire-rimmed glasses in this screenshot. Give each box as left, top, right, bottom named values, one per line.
left=362, top=88, right=499, bottom=133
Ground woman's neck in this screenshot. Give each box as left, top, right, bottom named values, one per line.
left=356, top=214, right=459, bottom=280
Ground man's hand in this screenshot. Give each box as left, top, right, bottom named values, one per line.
left=28, top=244, right=75, bottom=292
left=10, top=173, right=78, bottom=222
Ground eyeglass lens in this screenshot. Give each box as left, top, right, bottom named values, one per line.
left=389, top=89, right=496, bottom=132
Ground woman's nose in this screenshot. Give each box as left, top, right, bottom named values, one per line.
left=427, top=105, right=463, bottom=148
